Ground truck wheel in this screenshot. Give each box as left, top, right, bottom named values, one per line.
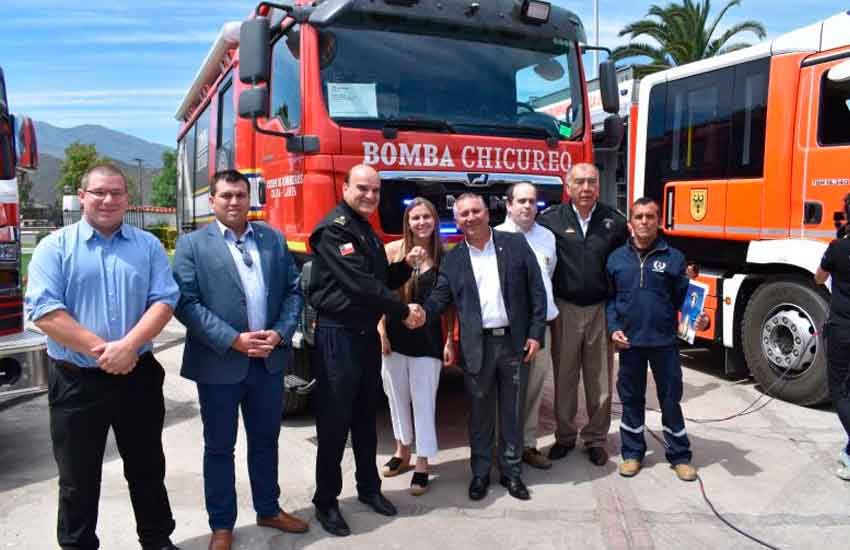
left=741, top=280, right=830, bottom=406
left=282, top=347, right=313, bottom=418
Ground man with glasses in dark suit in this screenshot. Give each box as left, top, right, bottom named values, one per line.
left=173, top=170, right=307, bottom=550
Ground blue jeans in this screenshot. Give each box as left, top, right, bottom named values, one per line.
left=617, top=345, right=692, bottom=465
left=197, top=360, right=284, bottom=530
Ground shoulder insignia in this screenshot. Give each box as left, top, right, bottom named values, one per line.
left=603, top=218, right=614, bottom=230
left=541, top=205, right=557, bottom=215
left=333, top=215, right=348, bottom=226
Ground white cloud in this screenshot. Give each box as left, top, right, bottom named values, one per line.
left=10, top=89, right=184, bottom=108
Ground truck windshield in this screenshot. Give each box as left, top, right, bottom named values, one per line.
left=319, top=26, right=584, bottom=140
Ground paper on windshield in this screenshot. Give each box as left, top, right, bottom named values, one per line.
left=327, top=83, right=378, bottom=118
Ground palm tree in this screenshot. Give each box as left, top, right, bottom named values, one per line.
left=611, top=0, right=767, bottom=78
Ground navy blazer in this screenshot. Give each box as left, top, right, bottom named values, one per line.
left=173, top=221, right=303, bottom=384
left=425, top=230, right=547, bottom=375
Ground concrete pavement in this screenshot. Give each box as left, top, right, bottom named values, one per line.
left=1, top=322, right=848, bottom=549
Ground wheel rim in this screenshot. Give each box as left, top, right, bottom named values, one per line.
left=760, top=303, right=818, bottom=378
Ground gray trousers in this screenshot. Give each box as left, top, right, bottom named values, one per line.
left=465, top=332, right=527, bottom=479
left=523, top=326, right=552, bottom=449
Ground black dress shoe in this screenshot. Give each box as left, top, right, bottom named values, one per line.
left=468, top=476, right=490, bottom=501
left=315, top=506, right=351, bottom=537
left=588, top=446, right=609, bottom=466
left=548, top=442, right=575, bottom=460
left=357, top=492, right=397, bottom=516
left=499, top=476, right=531, bottom=500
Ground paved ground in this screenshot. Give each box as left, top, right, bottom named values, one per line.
left=1, top=320, right=848, bottom=549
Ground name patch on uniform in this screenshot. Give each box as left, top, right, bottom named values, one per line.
left=565, top=228, right=576, bottom=234
left=339, top=242, right=355, bottom=256
left=652, top=260, right=667, bottom=273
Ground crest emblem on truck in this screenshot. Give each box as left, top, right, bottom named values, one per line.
left=690, top=189, right=707, bottom=221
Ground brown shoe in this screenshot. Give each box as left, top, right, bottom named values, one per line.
left=588, top=447, right=609, bottom=466
left=618, top=459, right=641, bottom=477
left=673, top=463, right=698, bottom=481
left=208, top=529, right=233, bottom=550
left=522, top=448, right=552, bottom=470
left=257, top=510, right=310, bottom=533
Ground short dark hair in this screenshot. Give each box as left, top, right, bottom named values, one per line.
left=211, top=170, right=250, bottom=195
left=453, top=192, right=485, bottom=217
left=80, top=163, right=127, bottom=191
left=631, top=196, right=660, bottom=216
left=505, top=182, right=537, bottom=204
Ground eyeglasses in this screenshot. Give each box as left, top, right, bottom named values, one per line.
left=85, top=189, right=128, bottom=200
left=234, top=239, right=253, bottom=267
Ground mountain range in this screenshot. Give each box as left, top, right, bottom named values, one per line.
left=27, top=122, right=173, bottom=207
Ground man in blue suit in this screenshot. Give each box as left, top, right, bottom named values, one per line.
left=173, top=170, right=307, bottom=550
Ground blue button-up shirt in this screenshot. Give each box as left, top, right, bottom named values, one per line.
left=24, top=219, right=179, bottom=367
left=216, top=220, right=267, bottom=332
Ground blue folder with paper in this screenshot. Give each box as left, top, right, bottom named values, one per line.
left=678, top=281, right=708, bottom=344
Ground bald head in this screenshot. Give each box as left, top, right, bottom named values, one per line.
left=343, top=164, right=381, bottom=218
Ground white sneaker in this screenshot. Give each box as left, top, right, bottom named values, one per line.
left=839, top=449, right=850, bottom=470
left=837, top=465, right=850, bottom=481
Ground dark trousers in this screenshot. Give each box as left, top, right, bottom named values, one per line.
left=48, top=353, right=175, bottom=550
left=825, top=323, right=850, bottom=452
left=197, top=359, right=284, bottom=531
left=312, top=325, right=382, bottom=510
left=617, top=345, right=692, bottom=465
left=465, top=333, right=527, bottom=480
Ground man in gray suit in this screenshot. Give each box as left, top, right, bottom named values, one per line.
left=173, top=170, right=306, bottom=550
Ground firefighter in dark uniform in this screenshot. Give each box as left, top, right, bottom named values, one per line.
left=606, top=198, right=708, bottom=481
left=815, top=193, right=850, bottom=481
left=308, top=164, right=426, bottom=536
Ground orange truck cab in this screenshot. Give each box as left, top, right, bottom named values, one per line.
left=175, top=0, right=621, bottom=414
left=624, top=12, right=850, bottom=406
left=0, top=66, right=49, bottom=410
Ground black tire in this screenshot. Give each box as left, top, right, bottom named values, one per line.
left=282, top=347, right=312, bottom=418
left=741, top=280, right=830, bottom=406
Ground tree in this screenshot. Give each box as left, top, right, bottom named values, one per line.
left=150, top=149, right=177, bottom=207
left=55, top=142, right=107, bottom=197
left=611, top=0, right=767, bottom=78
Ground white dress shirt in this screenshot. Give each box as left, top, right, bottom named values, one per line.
left=572, top=202, right=597, bottom=237
left=466, top=231, right=510, bottom=329
left=495, top=219, right=559, bottom=321
left=217, top=220, right=267, bottom=332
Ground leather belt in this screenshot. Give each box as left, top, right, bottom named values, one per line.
left=482, top=326, right=510, bottom=336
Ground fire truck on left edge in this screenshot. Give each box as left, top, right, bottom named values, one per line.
left=0, top=65, right=50, bottom=410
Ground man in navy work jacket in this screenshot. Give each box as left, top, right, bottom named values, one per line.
left=173, top=170, right=307, bottom=550
left=606, top=197, right=707, bottom=481
left=25, top=164, right=180, bottom=550
left=415, top=192, right=547, bottom=501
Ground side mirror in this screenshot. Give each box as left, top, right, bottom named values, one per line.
left=0, top=111, right=13, bottom=180
left=593, top=114, right=624, bottom=150
left=258, top=180, right=267, bottom=205
left=239, top=87, right=270, bottom=119
left=239, top=17, right=271, bottom=84
left=16, top=116, right=38, bottom=171
left=599, top=59, right=620, bottom=114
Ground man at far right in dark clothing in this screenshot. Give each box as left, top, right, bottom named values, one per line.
left=606, top=198, right=707, bottom=481
left=538, top=163, right=628, bottom=466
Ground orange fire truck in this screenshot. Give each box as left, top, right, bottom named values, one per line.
left=0, top=65, right=49, bottom=410
left=622, top=12, right=850, bottom=405
left=175, top=0, right=621, bottom=414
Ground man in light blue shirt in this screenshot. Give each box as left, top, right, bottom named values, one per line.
left=173, top=170, right=306, bottom=550
left=25, top=163, right=180, bottom=550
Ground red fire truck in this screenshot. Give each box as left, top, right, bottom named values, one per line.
left=0, top=65, right=49, bottom=410
left=175, top=0, right=620, bottom=414
left=621, top=12, right=850, bottom=406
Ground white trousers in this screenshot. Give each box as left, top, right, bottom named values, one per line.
left=381, top=352, right=442, bottom=458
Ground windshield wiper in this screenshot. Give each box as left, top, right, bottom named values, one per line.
left=382, top=117, right=456, bottom=138
left=459, top=122, right=560, bottom=146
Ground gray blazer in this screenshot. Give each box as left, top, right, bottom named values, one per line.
left=173, top=221, right=303, bottom=384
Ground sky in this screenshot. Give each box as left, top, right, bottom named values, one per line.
left=1, top=0, right=846, bottom=148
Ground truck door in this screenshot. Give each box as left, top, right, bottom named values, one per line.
left=794, top=53, right=850, bottom=238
